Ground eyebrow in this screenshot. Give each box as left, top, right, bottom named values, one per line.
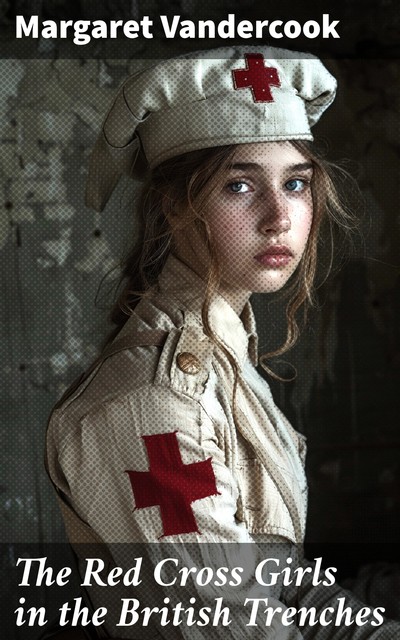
left=229, top=162, right=314, bottom=172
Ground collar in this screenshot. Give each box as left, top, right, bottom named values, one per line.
left=158, top=255, right=258, bottom=368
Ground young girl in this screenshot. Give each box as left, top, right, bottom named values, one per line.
left=46, top=46, right=400, bottom=638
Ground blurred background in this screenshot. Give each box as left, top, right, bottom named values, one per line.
left=0, top=0, right=399, bottom=636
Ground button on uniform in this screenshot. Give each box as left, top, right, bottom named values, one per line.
left=176, top=352, right=201, bottom=375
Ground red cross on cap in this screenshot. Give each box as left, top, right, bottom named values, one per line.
left=126, top=432, right=220, bottom=537
left=232, top=53, right=281, bottom=103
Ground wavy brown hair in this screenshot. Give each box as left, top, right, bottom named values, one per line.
left=106, top=142, right=359, bottom=375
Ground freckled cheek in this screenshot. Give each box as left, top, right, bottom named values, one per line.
left=300, top=213, right=313, bottom=234
left=292, top=205, right=313, bottom=237
left=210, top=217, right=251, bottom=245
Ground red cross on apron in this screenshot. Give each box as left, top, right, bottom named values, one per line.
left=232, top=53, right=281, bottom=103
left=126, top=432, right=219, bottom=537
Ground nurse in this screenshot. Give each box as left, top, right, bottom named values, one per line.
left=45, top=47, right=400, bottom=638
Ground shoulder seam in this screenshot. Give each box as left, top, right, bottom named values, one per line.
left=55, top=381, right=205, bottom=458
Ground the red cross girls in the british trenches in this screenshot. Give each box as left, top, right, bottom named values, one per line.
left=45, top=47, right=400, bottom=639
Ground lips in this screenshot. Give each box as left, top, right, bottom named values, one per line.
left=255, top=245, right=293, bottom=268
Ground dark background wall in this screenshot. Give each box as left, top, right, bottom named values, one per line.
left=0, top=0, right=399, bottom=611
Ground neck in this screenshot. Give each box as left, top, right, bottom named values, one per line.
left=217, top=283, right=251, bottom=316
left=171, top=246, right=251, bottom=316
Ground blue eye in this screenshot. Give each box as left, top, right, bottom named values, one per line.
left=227, top=181, right=251, bottom=193
left=285, top=179, right=306, bottom=192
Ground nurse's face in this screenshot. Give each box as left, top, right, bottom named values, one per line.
left=205, top=141, right=314, bottom=312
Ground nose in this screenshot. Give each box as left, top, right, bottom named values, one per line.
left=258, top=192, right=291, bottom=235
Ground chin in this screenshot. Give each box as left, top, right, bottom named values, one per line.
left=251, top=271, right=293, bottom=294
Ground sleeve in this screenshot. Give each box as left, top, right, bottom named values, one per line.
left=55, top=383, right=305, bottom=639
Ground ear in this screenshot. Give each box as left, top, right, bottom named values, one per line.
left=163, top=195, right=189, bottom=233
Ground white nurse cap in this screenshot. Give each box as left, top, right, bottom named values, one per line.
left=86, top=46, right=337, bottom=211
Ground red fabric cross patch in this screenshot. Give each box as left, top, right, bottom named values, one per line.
left=126, top=432, right=219, bottom=536
left=232, top=53, right=281, bottom=103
